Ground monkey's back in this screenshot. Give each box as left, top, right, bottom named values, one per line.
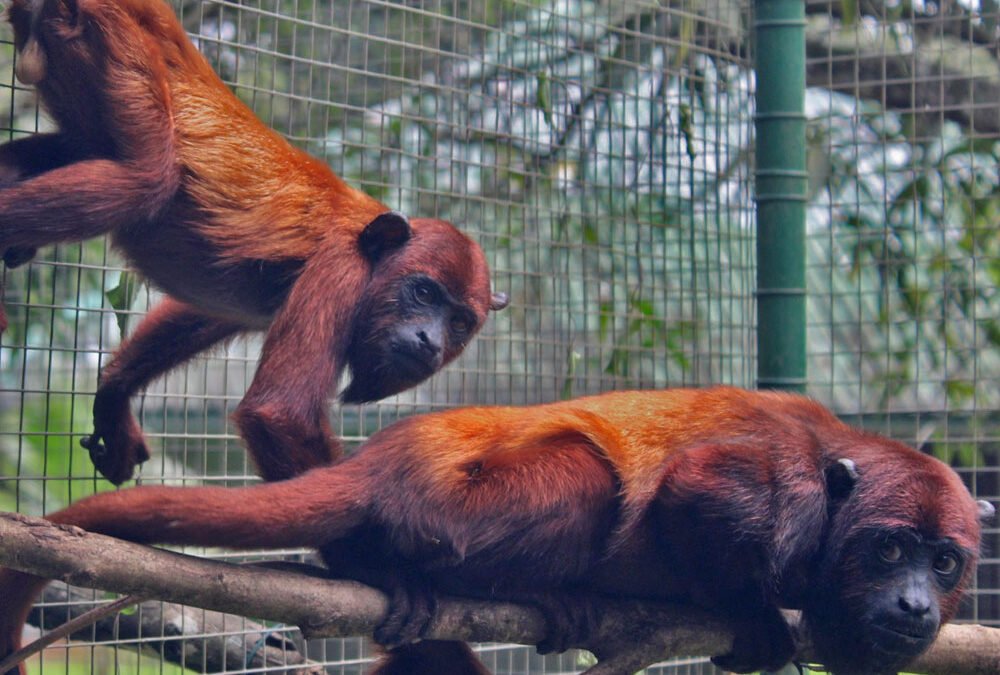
left=395, top=386, right=844, bottom=493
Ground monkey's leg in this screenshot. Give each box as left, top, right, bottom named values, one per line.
left=233, top=243, right=364, bottom=480
left=82, top=298, right=244, bottom=484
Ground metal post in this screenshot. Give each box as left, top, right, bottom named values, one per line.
left=754, top=0, right=808, bottom=391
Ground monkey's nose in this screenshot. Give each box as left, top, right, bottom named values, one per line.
left=897, top=588, right=931, bottom=617
left=416, top=330, right=441, bottom=355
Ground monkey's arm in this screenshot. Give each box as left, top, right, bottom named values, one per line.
left=82, top=298, right=245, bottom=484
left=0, top=158, right=180, bottom=252
left=233, top=242, right=366, bottom=480
left=0, top=133, right=86, bottom=184
left=0, top=134, right=100, bottom=268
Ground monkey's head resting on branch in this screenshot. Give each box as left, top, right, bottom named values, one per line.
left=0, top=387, right=994, bottom=675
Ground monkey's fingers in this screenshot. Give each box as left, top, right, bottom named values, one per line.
left=3, top=247, right=37, bottom=269
left=80, top=411, right=151, bottom=485
left=372, top=581, right=437, bottom=648
left=80, top=434, right=107, bottom=462
left=526, top=592, right=596, bottom=655
left=80, top=435, right=131, bottom=486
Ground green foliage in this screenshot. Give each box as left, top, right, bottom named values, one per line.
left=26, top=647, right=191, bottom=674
left=806, top=91, right=1000, bottom=411
left=0, top=380, right=113, bottom=513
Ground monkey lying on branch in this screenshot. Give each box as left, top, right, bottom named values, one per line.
left=0, top=387, right=993, bottom=674
left=0, top=0, right=508, bottom=484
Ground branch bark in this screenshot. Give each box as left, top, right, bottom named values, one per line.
left=0, top=512, right=997, bottom=675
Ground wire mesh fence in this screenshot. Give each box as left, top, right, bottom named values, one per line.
left=0, top=0, right=996, bottom=673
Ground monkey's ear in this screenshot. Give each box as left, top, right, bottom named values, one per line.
left=825, top=458, right=859, bottom=501
left=978, top=500, right=996, bottom=523
left=359, top=211, right=412, bottom=262
left=490, top=291, right=510, bottom=311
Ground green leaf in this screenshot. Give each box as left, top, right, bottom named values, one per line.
left=678, top=103, right=697, bottom=160
left=560, top=347, right=581, bottom=400
left=106, top=271, right=141, bottom=337
left=536, top=69, right=553, bottom=127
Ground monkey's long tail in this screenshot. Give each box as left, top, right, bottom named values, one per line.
left=45, top=461, right=372, bottom=551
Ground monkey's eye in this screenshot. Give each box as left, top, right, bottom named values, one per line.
left=878, top=540, right=904, bottom=563
left=933, top=552, right=960, bottom=576
left=413, top=283, right=437, bottom=306
left=450, top=315, right=471, bottom=335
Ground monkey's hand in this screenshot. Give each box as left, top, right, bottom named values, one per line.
left=371, top=570, right=438, bottom=649
left=709, top=606, right=795, bottom=674
left=81, top=388, right=150, bottom=485
left=521, top=592, right=597, bottom=655
left=2, top=247, right=37, bottom=269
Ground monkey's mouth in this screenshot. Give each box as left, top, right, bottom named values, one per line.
left=391, top=348, right=436, bottom=380
left=867, top=622, right=935, bottom=655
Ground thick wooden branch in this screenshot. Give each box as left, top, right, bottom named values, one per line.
left=0, top=512, right=997, bottom=675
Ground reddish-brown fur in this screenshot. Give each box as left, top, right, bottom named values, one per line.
left=0, top=0, right=505, bottom=483
left=0, top=387, right=988, bottom=674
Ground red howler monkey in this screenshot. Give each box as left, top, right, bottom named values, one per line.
left=0, top=387, right=992, bottom=675
left=0, top=0, right=508, bottom=484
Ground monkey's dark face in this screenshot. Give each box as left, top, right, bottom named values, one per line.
left=805, top=527, right=970, bottom=675
left=341, top=274, right=485, bottom=403
left=342, top=211, right=506, bottom=403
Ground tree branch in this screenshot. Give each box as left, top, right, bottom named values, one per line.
left=0, top=512, right=997, bottom=675
left=26, top=584, right=324, bottom=674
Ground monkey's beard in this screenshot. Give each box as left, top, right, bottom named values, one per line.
left=342, top=323, right=447, bottom=403
left=340, top=370, right=414, bottom=404
left=802, top=602, right=935, bottom=675
left=340, top=350, right=428, bottom=404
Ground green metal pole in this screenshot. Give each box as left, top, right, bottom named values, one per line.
left=754, top=0, right=807, bottom=392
